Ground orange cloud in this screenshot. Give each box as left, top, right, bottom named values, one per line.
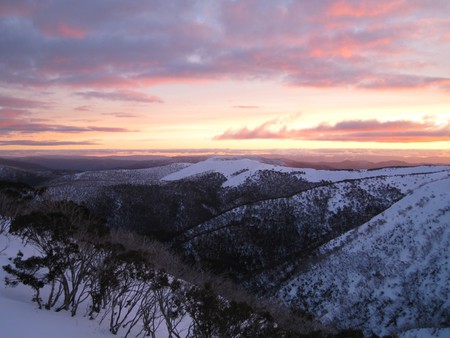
left=215, top=118, right=450, bottom=143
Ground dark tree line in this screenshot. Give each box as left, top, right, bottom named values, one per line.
left=89, top=171, right=318, bottom=242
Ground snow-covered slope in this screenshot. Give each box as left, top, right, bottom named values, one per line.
left=178, top=177, right=404, bottom=281
left=277, top=177, right=450, bottom=336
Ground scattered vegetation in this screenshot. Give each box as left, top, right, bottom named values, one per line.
left=1, top=194, right=341, bottom=337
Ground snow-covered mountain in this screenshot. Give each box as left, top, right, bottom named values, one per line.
left=162, top=158, right=450, bottom=335
left=171, top=160, right=450, bottom=282
left=162, top=157, right=304, bottom=187
left=162, top=156, right=450, bottom=187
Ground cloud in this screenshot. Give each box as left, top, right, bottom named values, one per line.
left=39, top=21, right=87, bottom=39
left=0, top=0, right=38, bottom=18
left=214, top=118, right=450, bottom=143
left=214, top=119, right=282, bottom=140
left=0, top=108, right=137, bottom=134
left=76, top=90, right=163, bottom=103
left=102, top=112, right=139, bottom=118
left=0, top=0, right=449, bottom=90
left=74, top=105, right=91, bottom=111
left=0, top=108, right=29, bottom=120
left=87, top=126, right=135, bottom=132
left=327, top=1, right=405, bottom=18
left=0, top=139, right=100, bottom=146
left=233, top=105, right=260, bottom=109
left=0, top=95, right=48, bottom=109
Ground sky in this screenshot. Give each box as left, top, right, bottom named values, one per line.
left=1, top=0, right=450, bottom=158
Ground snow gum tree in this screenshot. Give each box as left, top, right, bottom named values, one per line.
left=3, top=201, right=108, bottom=315
left=3, top=251, right=47, bottom=308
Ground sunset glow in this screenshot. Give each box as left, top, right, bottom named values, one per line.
left=1, top=0, right=450, bottom=158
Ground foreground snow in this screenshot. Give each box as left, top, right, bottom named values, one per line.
left=0, top=294, right=113, bottom=338
left=0, top=233, right=107, bottom=337
left=0, top=231, right=175, bottom=338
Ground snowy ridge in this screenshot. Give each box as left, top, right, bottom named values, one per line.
left=162, top=157, right=450, bottom=188
left=162, top=157, right=302, bottom=187
left=277, top=176, right=450, bottom=336
left=299, top=165, right=450, bottom=183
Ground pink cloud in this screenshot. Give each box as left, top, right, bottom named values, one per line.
left=215, top=118, right=450, bottom=143
left=0, top=109, right=29, bottom=121
left=102, top=112, right=139, bottom=118
left=0, top=95, right=48, bottom=109
left=0, top=108, right=137, bottom=134
left=74, top=105, right=91, bottom=111
left=39, top=21, right=87, bottom=39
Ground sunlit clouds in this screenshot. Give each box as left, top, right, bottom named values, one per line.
left=215, top=117, right=450, bottom=143
left=0, top=0, right=449, bottom=153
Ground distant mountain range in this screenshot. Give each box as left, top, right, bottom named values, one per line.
left=0, top=154, right=434, bottom=173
